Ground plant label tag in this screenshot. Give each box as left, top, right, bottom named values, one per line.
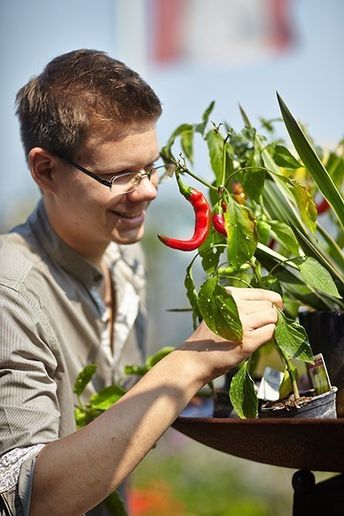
left=257, top=367, right=283, bottom=401
left=308, top=353, right=332, bottom=395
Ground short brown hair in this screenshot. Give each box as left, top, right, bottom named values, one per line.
left=15, top=49, right=162, bottom=159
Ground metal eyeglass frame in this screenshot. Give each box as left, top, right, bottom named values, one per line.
left=57, top=155, right=164, bottom=192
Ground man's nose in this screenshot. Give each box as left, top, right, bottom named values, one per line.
left=126, top=176, right=157, bottom=202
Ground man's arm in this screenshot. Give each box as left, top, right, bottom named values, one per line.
left=30, top=288, right=281, bottom=516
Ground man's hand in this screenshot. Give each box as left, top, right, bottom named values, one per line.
left=181, top=288, right=282, bottom=382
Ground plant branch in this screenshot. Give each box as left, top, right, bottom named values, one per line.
left=183, top=167, right=218, bottom=191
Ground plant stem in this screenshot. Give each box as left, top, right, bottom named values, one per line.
left=285, top=356, right=300, bottom=400
left=219, top=275, right=253, bottom=288
left=221, top=135, right=229, bottom=186
left=181, top=167, right=218, bottom=191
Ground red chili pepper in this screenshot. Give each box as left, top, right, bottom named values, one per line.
left=212, top=204, right=227, bottom=236
left=316, top=197, right=330, bottom=215
left=158, top=175, right=211, bottom=251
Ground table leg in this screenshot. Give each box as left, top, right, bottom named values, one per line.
left=292, top=470, right=344, bottom=516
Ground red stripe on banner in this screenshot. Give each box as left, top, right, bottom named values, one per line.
left=150, top=0, right=185, bottom=63
left=270, top=0, right=294, bottom=50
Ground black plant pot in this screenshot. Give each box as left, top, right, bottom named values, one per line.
left=298, top=310, right=344, bottom=417
left=260, top=388, right=337, bottom=419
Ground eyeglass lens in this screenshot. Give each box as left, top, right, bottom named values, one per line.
left=111, top=168, right=159, bottom=194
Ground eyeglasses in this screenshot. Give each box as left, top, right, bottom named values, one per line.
left=57, top=155, right=176, bottom=195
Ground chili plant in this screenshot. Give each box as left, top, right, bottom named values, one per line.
left=159, top=95, right=343, bottom=418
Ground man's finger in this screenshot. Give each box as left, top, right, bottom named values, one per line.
left=228, top=287, right=283, bottom=308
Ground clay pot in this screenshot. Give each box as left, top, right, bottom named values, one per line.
left=298, top=310, right=344, bottom=416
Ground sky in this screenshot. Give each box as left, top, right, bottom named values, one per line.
left=1, top=0, right=343, bottom=225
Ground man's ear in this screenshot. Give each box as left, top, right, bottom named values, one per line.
left=28, top=148, right=59, bottom=193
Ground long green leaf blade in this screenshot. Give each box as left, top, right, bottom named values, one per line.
left=317, top=222, right=344, bottom=273
left=277, top=93, right=344, bottom=232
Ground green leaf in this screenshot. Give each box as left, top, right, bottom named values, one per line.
left=277, top=93, right=344, bottom=232
left=198, top=223, right=224, bottom=274
left=195, top=100, right=215, bottom=135
left=124, top=364, right=147, bottom=376
left=238, top=104, right=252, bottom=127
left=160, top=123, right=193, bottom=161
left=257, top=220, right=271, bottom=246
left=287, top=179, right=318, bottom=233
left=252, top=274, right=283, bottom=297
left=89, top=385, right=126, bottom=411
left=73, top=364, right=97, bottom=396
left=298, top=257, right=341, bottom=298
left=206, top=129, right=224, bottom=184
left=317, top=222, right=344, bottom=272
left=225, top=195, right=258, bottom=270
left=145, top=346, right=175, bottom=368
left=241, top=148, right=266, bottom=202
left=293, top=227, right=344, bottom=295
left=272, top=144, right=302, bottom=169
left=74, top=407, right=88, bottom=429
left=229, top=362, right=258, bottom=418
left=279, top=366, right=297, bottom=399
left=275, top=312, right=313, bottom=363
left=255, top=243, right=303, bottom=284
left=326, top=151, right=344, bottom=187
left=184, top=260, right=202, bottom=328
left=74, top=406, right=103, bottom=428
left=198, top=276, right=243, bottom=341
left=268, top=220, right=299, bottom=255
left=125, top=346, right=175, bottom=376
left=181, top=127, right=194, bottom=163
left=261, top=178, right=344, bottom=294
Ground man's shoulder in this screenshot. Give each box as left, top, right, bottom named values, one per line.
left=0, top=232, right=42, bottom=293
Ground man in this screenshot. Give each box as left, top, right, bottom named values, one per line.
left=0, top=49, right=281, bottom=515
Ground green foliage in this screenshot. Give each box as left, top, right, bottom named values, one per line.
left=275, top=311, right=313, bottom=364
left=225, top=194, right=258, bottom=270
left=198, top=276, right=243, bottom=341
left=230, top=362, right=258, bottom=418
left=125, top=346, right=175, bottom=376
left=277, top=93, right=344, bottom=232
left=206, top=128, right=225, bottom=183
left=160, top=97, right=344, bottom=417
left=184, top=259, right=202, bottom=329
left=298, top=256, right=341, bottom=298
left=73, top=364, right=97, bottom=397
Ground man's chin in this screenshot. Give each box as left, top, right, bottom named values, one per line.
left=111, top=226, right=145, bottom=245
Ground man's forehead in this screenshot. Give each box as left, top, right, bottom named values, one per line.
left=78, top=121, right=159, bottom=166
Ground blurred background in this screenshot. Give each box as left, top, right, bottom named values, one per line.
left=1, top=1, right=343, bottom=514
